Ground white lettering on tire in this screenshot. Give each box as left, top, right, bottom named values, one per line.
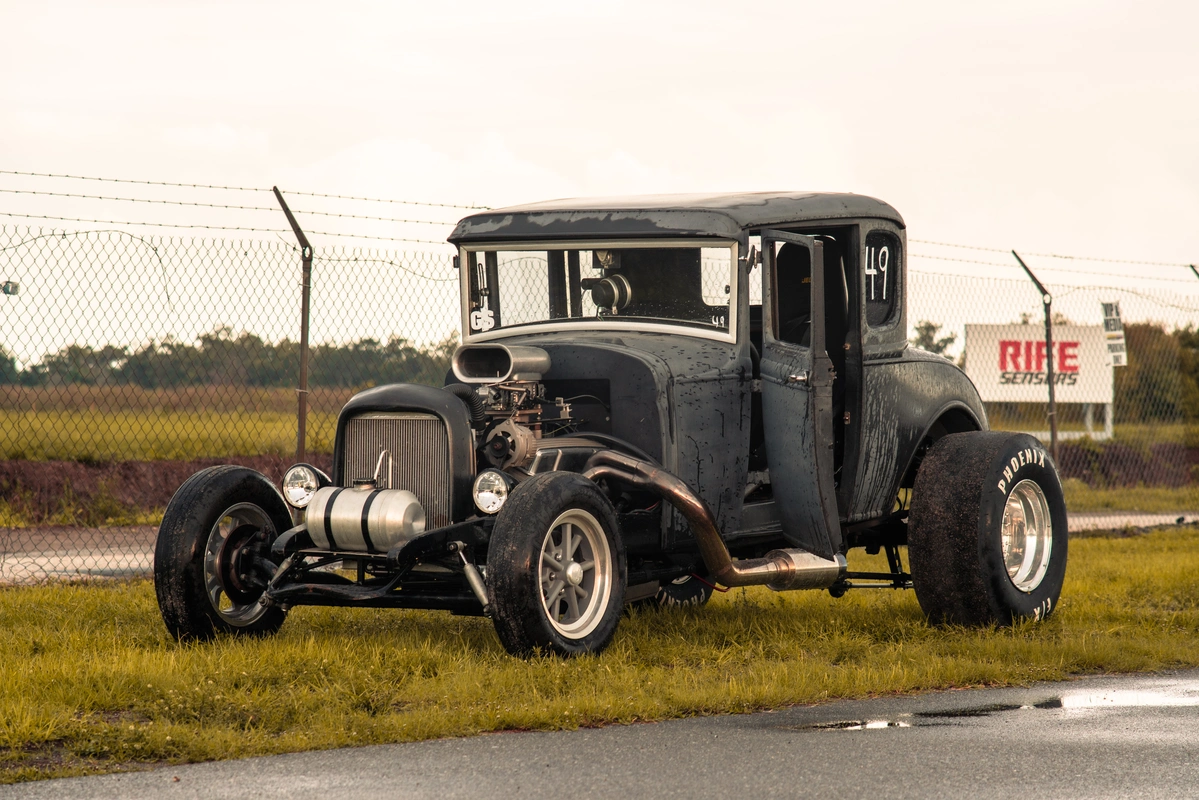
left=997, top=447, right=1048, bottom=494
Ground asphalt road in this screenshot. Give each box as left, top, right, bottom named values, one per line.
left=4, top=670, right=1198, bottom=799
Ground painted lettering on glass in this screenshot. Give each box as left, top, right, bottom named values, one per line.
left=865, top=245, right=889, bottom=301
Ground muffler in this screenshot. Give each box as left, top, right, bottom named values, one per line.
left=582, top=450, right=846, bottom=590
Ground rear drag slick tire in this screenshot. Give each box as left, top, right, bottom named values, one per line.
left=908, top=431, right=1068, bottom=627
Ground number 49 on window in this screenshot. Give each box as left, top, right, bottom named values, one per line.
left=865, top=245, right=889, bottom=301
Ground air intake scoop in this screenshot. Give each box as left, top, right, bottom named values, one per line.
left=452, top=344, right=551, bottom=384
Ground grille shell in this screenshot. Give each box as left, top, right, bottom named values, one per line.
left=342, top=412, right=452, bottom=529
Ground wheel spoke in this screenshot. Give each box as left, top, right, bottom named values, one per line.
left=578, top=560, right=595, bottom=572
left=545, top=578, right=565, bottom=608
left=565, top=585, right=580, bottom=620
left=207, top=581, right=224, bottom=609
left=541, top=550, right=565, bottom=572
left=562, top=523, right=573, bottom=562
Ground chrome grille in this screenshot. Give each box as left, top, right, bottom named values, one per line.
left=342, top=412, right=451, bottom=529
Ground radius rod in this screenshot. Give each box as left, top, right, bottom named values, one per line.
left=582, top=450, right=845, bottom=591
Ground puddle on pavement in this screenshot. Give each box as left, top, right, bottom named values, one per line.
left=805, top=720, right=913, bottom=731
left=794, top=686, right=1199, bottom=730
left=914, top=703, right=1025, bottom=719
left=1051, top=689, right=1199, bottom=709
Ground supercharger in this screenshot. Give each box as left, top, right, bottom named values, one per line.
left=305, top=484, right=426, bottom=552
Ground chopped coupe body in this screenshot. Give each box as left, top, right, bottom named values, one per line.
left=153, top=192, right=1068, bottom=656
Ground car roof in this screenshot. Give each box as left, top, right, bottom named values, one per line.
left=448, top=191, right=904, bottom=244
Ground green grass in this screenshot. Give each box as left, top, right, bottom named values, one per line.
left=1062, top=480, right=1199, bottom=513
left=3, top=530, right=1199, bottom=783
left=990, top=414, right=1192, bottom=445
left=0, top=411, right=337, bottom=461
left=0, top=498, right=163, bottom=529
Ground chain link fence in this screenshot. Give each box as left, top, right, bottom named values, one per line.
left=908, top=270, right=1199, bottom=522
left=1, top=224, right=458, bottom=581
left=3, top=223, right=1198, bottom=583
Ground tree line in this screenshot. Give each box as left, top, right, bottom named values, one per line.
left=3, top=320, right=1197, bottom=424
left=0, top=326, right=457, bottom=390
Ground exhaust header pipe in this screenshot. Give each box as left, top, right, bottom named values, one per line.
left=582, top=450, right=846, bottom=590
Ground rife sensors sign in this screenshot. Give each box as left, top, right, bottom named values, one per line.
left=964, top=324, right=1113, bottom=404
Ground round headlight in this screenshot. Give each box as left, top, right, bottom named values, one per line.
left=283, top=465, right=320, bottom=508
left=473, top=470, right=511, bottom=515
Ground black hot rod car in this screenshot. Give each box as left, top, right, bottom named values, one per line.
left=154, top=192, right=1068, bottom=657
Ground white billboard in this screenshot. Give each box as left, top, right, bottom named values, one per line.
left=964, top=324, right=1113, bottom=404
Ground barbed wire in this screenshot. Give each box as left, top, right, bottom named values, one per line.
left=0, top=227, right=169, bottom=256
left=308, top=231, right=448, bottom=245
left=1049, top=284, right=1199, bottom=314
left=0, top=170, right=490, bottom=210
left=910, top=252, right=1013, bottom=269
left=0, top=176, right=1191, bottom=266
left=909, top=264, right=1199, bottom=310
left=312, top=254, right=458, bottom=283
left=0, top=187, right=459, bottom=226
left=911, top=238, right=1194, bottom=269
left=0, top=210, right=289, bottom=234
left=280, top=188, right=487, bottom=210
left=0, top=228, right=173, bottom=308
left=0, top=211, right=451, bottom=245
left=909, top=252, right=1199, bottom=285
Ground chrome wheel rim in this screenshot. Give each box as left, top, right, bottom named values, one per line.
left=538, top=509, right=612, bottom=639
left=1000, top=480, right=1053, bottom=593
left=203, top=502, right=275, bottom=626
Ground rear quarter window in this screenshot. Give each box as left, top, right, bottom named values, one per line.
left=864, top=231, right=900, bottom=327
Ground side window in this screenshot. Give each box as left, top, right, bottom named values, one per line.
left=770, top=241, right=813, bottom=347
left=864, top=231, right=900, bottom=327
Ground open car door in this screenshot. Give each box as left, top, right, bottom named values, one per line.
left=758, top=230, right=842, bottom=559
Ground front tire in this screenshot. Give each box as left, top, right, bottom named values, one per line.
left=154, top=466, right=290, bottom=641
left=488, top=472, right=627, bottom=657
left=908, top=431, right=1068, bottom=626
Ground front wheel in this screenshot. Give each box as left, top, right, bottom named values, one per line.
left=154, top=466, right=290, bottom=641
left=908, top=431, right=1068, bottom=626
left=488, top=472, right=627, bottom=657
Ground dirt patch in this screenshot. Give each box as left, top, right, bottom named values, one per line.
left=0, top=455, right=333, bottom=525
left=1056, top=440, right=1198, bottom=488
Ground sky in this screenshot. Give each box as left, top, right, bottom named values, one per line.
left=1, top=0, right=1198, bottom=360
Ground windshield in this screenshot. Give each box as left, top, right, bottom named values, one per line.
left=461, top=241, right=738, bottom=340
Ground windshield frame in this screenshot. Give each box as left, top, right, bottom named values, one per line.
left=457, top=238, right=740, bottom=345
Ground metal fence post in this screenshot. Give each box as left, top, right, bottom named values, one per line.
left=1012, top=251, right=1058, bottom=462
left=272, top=187, right=313, bottom=462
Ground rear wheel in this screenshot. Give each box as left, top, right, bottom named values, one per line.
left=488, top=472, right=626, bottom=657
left=640, top=575, right=713, bottom=609
left=154, top=466, right=290, bottom=641
left=908, top=431, right=1068, bottom=626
